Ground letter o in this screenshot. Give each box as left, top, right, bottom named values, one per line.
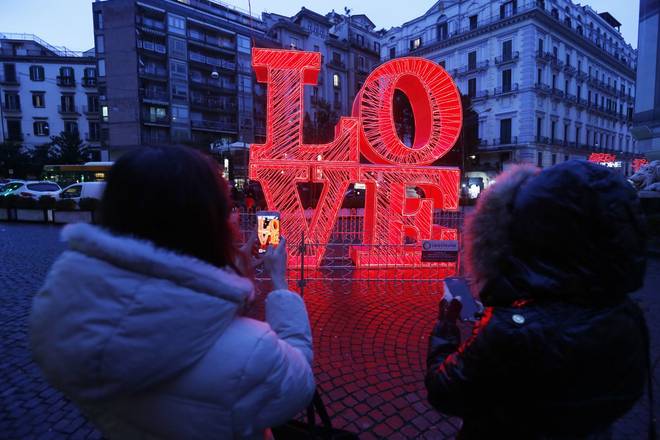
left=352, top=57, right=462, bottom=165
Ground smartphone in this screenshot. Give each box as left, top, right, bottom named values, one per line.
left=256, top=211, right=280, bottom=254
left=443, top=277, right=480, bottom=321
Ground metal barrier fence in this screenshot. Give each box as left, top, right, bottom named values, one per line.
left=233, top=207, right=468, bottom=284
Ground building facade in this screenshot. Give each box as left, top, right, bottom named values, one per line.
left=0, top=33, right=103, bottom=157
left=262, top=8, right=382, bottom=140
left=632, top=0, right=660, bottom=161
left=92, top=0, right=271, bottom=159
left=381, top=0, right=638, bottom=173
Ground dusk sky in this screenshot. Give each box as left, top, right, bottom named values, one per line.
left=0, top=0, right=641, bottom=52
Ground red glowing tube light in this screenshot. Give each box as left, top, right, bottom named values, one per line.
left=588, top=153, right=617, bottom=164
left=632, top=158, right=648, bottom=172
left=249, top=48, right=462, bottom=268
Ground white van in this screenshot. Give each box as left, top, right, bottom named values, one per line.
left=58, top=182, right=106, bottom=203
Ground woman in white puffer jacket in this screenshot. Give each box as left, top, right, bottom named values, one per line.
left=30, top=146, right=315, bottom=439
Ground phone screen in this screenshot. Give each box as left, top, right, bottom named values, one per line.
left=443, top=277, right=479, bottom=321
left=257, top=211, right=280, bottom=254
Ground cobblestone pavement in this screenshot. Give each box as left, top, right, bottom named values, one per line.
left=1, top=223, right=658, bottom=439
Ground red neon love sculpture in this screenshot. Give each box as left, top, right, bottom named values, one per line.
left=249, top=48, right=462, bottom=268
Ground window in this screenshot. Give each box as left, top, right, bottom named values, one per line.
left=438, top=22, right=448, bottom=41
left=96, top=35, right=105, bottom=53
left=3, top=63, right=17, bottom=82
left=552, top=153, right=557, bottom=165
left=170, top=60, right=187, bottom=79
left=374, top=42, right=380, bottom=52
left=551, top=121, right=556, bottom=143
left=98, top=59, right=106, bottom=76
left=468, top=78, right=476, bottom=98
left=577, top=85, right=581, bottom=99
left=6, top=120, right=22, bottom=141
left=356, top=34, right=364, bottom=46
left=61, top=94, right=75, bottom=112
left=565, top=53, right=570, bottom=66
left=565, top=154, right=570, bottom=162
left=536, top=117, right=542, bottom=140
left=502, top=69, right=512, bottom=92
left=333, top=73, right=340, bottom=88
left=389, top=47, right=396, bottom=59
left=438, top=59, right=446, bottom=68
left=410, top=37, right=422, bottom=51
left=171, top=82, right=187, bottom=100
left=469, top=15, right=478, bottom=30
left=468, top=51, right=477, bottom=70
left=169, top=37, right=187, bottom=59
left=101, top=105, right=109, bottom=122
left=64, top=121, right=79, bottom=134
left=87, top=95, right=99, bottom=112
left=552, top=46, right=558, bottom=58
left=502, top=40, right=512, bottom=59
left=29, top=65, right=45, bottom=81
left=552, top=74, right=556, bottom=89
left=237, top=35, right=250, bottom=54
left=88, top=121, right=100, bottom=141
left=537, top=151, right=543, bottom=167
left=61, top=185, right=82, bottom=198
left=94, top=10, right=103, bottom=30
left=565, top=80, right=569, bottom=94
left=500, top=118, right=512, bottom=144
left=32, top=92, right=45, bottom=108
left=578, top=60, right=582, bottom=72
left=4, top=92, right=20, bottom=110
left=168, top=14, right=186, bottom=35
left=537, top=68, right=542, bottom=84
left=84, top=67, right=96, bottom=79
left=500, top=0, right=516, bottom=19
left=60, top=66, right=74, bottom=78
left=33, top=120, right=49, bottom=136
left=563, top=124, right=568, bottom=144
left=27, top=182, right=60, bottom=192
left=358, top=56, right=366, bottom=71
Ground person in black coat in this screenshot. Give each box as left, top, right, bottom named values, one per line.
left=425, top=160, right=652, bottom=439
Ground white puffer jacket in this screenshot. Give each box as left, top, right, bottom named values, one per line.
left=30, top=223, right=315, bottom=439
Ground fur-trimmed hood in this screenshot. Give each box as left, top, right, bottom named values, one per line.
left=464, top=160, right=646, bottom=307
left=30, top=223, right=254, bottom=400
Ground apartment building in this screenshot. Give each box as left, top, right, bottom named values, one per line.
left=92, top=0, right=271, bottom=159
left=262, top=7, right=382, bottom=138
left=0, top=33, right=103, bottom=158
left=382, top=0, right=639, bottom=173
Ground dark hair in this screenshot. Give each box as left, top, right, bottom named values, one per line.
left=100, top=145, right=239, bottom=272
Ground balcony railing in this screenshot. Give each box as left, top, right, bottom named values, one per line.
left=190, top=119, right=236, bottom=132
left=1, top=102, right=21, bottom=113
left=139, top=67, right=168, bottom=78
left=189, top=52, right=236, bottom=71
left=495, top=51, right=519, bottom=65
left=493, top=83, right=519, bottom=96
left=82, top=77, right=97, bottom=88
left=188, top=32, right=235, bottom=50
left=58, top=105, right=79, bottom=114
left=576, top=70, right=588, bottom=81
left=0, top=75, right=20, bottom=85
left=534, top=83, right=551, bottom=94
left=453, top=60, right=489, bottom=77
left=551, top=88, right=565, bottom=99
left=472, top=90, right=490, bottom=101
left=328, top=59, right=346, bottom=69
left=143, top=112, right=170, bottom=124
left=189, top=75, right=236, bottom=92
left=83, top=105, right=99, bottom=114
left=142, top=89, right=169, bottom=101
left=138, top=39, right=167, bottom=54
left=492, top=136, right=518, bottom=146
left=57, top=76, right=76, bottom=87
left=563, top=65, right=577, bottom=76
left=137, top=16, right=166, bottom=32
left=190, top=95, right=236, bottom=111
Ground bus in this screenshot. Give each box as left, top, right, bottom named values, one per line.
left=42, top=162, right=113, bottom=187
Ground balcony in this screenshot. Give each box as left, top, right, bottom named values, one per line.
left=190, top=119, right=236, bottom=132
left=83, top=105, right=99, bottom=115
left=576, top=70, right=588, bottom=81
left=565, top=93, right=577, bottom=105
left=0, top=75, right=19, bottom=86
left=188, top=52, right=236, bottom=71
left=491, top=136, right=518, bottom=146
left=142, top=112, right=170, bottom=125
left=189, top=75, right=236, bottom=93
left=535, top=136, right=550, bottom=145
left=58, top=105, right=79, bottom=115
left=57, top=76, right=76, bottom=87
left=551, top=88, right=565, bottom=99
left=576, top=97, right=589, bottom=108
left=495, top=51, right=519, bottom=66
left=453, top=60, right=489, bottom=77
left=137, top=16, right=166, bottom=34
left=493, top=83, right=519, bottom=97
left=535, top=50, right=553, bottom=63
left=142, top=89, right=169, bottom=102
left=138, top=39, right=167, bottom=55
left=471, top=90, right=490, bottom=101
left=328, top=58, right=346, bottom=70
left=534, top=83, right=551, bottom=95
left=188, top=32, right=235, bottom=52
left=190, top=95, right=236, bottom=112
left=82, top=76, right=97, bottom=88
left=139, top=67, right=168, bottom=80
left=563, top=65, right=577, bottom=77
left=1, top=102, right=21, bottom=114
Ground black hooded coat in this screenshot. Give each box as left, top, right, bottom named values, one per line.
left=425, top=161, right=650, bottom=439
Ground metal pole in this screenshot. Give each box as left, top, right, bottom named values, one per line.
left=298, top=230, right=306, bottom=297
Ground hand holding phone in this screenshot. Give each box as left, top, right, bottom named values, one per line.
left=256, top=211, right=280, bottom=254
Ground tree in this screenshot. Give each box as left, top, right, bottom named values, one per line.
left=50, top=131, right=91, bottom=164
left=0, top=142, right=30, bottom=178
left=302, top=98, right=339, bottom=144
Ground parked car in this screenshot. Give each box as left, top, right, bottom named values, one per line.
left=1, top=181, right=61, bottom=198
left=1, top=180, right=26, bottom=196
left=58, top=182, right=106, bottom=203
